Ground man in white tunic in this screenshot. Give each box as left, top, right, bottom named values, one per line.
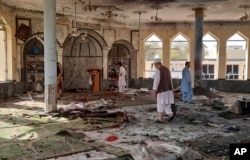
left=152, top=59, right=175, bottom=123
left=117, top=62, right=126, bottom=93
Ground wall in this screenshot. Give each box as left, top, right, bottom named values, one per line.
left=130, top=78, right=250, bottom=93
left=137, top=22, right=250, bottom=81
left=2, top=6, right=250, bottom=98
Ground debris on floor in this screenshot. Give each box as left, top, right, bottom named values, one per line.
left=1, top=90, right=250, bottom=159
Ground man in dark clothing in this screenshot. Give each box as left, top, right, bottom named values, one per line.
left=152, top=59, right=176, bottom=123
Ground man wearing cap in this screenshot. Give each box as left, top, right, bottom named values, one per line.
left=152, top=59, right=176, bottom=123
left=117, top=62, right=126, bottom=93
left=181, top=61, right=193, bottom=103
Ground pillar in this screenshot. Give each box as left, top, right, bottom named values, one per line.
left=0, top=18, right=7, bottom=81
left=44, top=0, right=57, bottom=113
left=193, top=8, right=205, bottom=87
left=247, top=40, right=250, bottom=80
left=163, top=39, right=170, bottom=68
left=103, top=47, right=109, bottom=79
left=217, top=38, right=227, bottom=79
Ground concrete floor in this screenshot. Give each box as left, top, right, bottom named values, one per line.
left=1, top=90, right=250, bottom=160
left=49, top=91, right=250, bottom=160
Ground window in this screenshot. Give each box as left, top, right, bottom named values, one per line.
left=226, top=33, right=247, bottom=80
left=170, top=63, right=184, bottom=79
left=203, top=34, right=217, bottom=60
left=170, top=33, right=189, bottom=79
left=202, top=33, right=217, bottom=79
left=226, top=64, right=239, bottom=79
left=144, top=34, right=162, bottom=78
left=202, top=64, right=214, bottom=79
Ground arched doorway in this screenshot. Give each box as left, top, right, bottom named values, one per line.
left=108, top=40, right=137, bottom=87
left=23, top=35, right=44, bottom=92
left=63, top=29, right=107, bottom=90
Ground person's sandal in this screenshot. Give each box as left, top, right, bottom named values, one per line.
left=168, top=115, right=175, bottom=121
left=154, top=119, right=164, bottom=123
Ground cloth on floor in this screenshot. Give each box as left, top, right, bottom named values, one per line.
left=131, top=142, right=203, bottom=160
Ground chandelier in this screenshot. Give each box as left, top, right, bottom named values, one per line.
left=83, top=0, right=99, bottom=12
left=71, top=1, right=79, bottom=36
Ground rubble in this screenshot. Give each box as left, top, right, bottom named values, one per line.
left=1, top=90, right=250, bottom=159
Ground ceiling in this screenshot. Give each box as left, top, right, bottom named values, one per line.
left=2, top=0, right=250, bottom=27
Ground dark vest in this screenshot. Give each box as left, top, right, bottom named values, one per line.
left=157, top=65, right=173, bottom=93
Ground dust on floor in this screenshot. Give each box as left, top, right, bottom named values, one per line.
left=0, top=89, right=250, bottom=160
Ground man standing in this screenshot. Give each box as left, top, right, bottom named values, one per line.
left=117, top=62, right=126, bottom=93
left=57, top=62, right=63, bottom=99
left=181, top=61, right=193, bottom=103
left=153, top=59, right=175, bottom=123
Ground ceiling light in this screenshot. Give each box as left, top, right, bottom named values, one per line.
left=151, top=6, right=163, bottom=22
left=83, top=0, right=99, bottom=12
left=71, top=1, right=80, bottom=37
left=239, top=5, right=250, bottom=21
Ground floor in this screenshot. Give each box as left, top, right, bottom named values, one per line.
left=0, top=89, right=250, bottom=160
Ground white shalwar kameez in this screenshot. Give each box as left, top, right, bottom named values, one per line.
left=118, top=66, right=126, bottom=93
left=153, top=69, right=174, bottom=115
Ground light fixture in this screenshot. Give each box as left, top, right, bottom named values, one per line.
left=239, top=5, right=250, bottom=21
left=122, top=15, right=128, bottom=32
left=83, top=0, right=99, bottom=12
left=151, top=6, right=163, bottom=22
left=133, top=10, right=147, bottom=30
left=72, top=1, right=80, bottom=37
left=80, top=29, right=87, bottom=41
left=71, top=1, right=88, bottom=38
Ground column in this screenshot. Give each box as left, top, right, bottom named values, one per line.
left=217, top=38, right=227, bottom=79
left=0, top=19, right=7, bottom=81
left=44, top=0, right=57, bottom=113
left=193, top=8, right=205, bottom=87
left=247, top=40, right=250, bottom=80
left=103, top=47, right=109, bottom=79
left=163, top=39, right=170, bottom=68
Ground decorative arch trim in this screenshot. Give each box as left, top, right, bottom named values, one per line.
left=170, top=32, right=190, bottom=42
left=203, top=31, right=219, bottom=41
left=24, top=32, right=62, bottom=47
left=63, top=29, right=107, bottom=47
left=111, top=39, right=136, bottom=54
left=228, top=31, right=249, bottom=41
left=144, top=32, right=163, bottom=41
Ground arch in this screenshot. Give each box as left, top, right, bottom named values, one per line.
left=108, top=39, right=137, bottom=81
left=202, top=32, right=219, bottom=80
left=144, top=34, right=163, bottom=78
left=24, top=33, right=44, bottom=46
left=203, top=31, right=219, bottom=41
left=170, top=32, right=190, bottom=42
left=170, top=32, right=190, bottom=79
left=24, top=32, right=62, bottom=47
left=112, top=39, right=136, bottom=55
left=226, top=32, right=248, bottom=80
left=144, top=32, right=163, bottom=42
left=63, top=29, right=107, bottom=48
left=63, top=29, right=106, bottom=90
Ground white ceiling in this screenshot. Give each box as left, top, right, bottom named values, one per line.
left=2, top=0, right=250, bottom=26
